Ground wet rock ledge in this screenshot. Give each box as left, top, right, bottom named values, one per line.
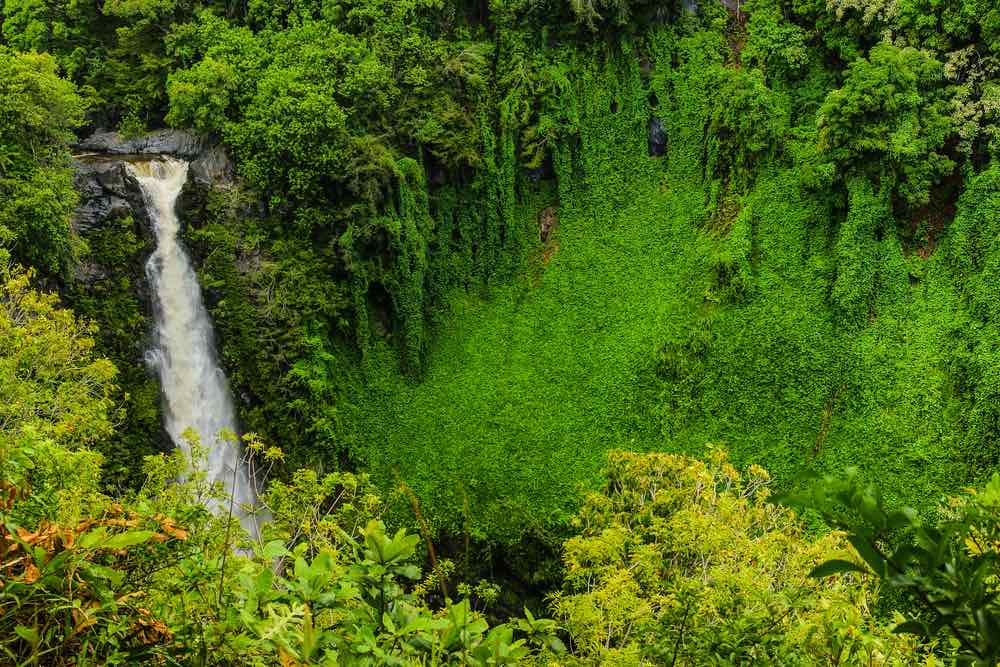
left=71, top=129, right=234, bottom=236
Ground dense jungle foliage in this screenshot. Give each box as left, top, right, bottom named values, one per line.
left=5, top=0, right=1000, bottom=662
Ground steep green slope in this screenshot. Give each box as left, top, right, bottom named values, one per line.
left=353, top=167, right=712, bottom=540
left=661, top=172, right=969, bottom=509
left=347, top=161, right=973, bottom=540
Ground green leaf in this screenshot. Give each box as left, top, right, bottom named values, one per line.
left=81, top=562, right=125, bottom=587
left=887, top=544, right=922, bottom=568
left=262, top=539, right=288, bottom=560
left=886, top=507, right=918, bottom=530
left=102, top=530, right=156, bottom=549
left=808, top=559, right=869, bottom=578
left=858, top=492, right=885, bottom=529
left=847, top=535, right=886, bottom=576
left=14, top=625, right=38, bottom=645
left=892, top=619, right=928, bottom=637
left=41, top=550, right=72, bottom=575
left=254, top=567, right=274, bottom=597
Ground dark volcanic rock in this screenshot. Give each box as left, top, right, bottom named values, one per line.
left=72, top=158, right=149, bottom=234
left=648, top=116, right=667, bottom=157
left=179, top=145, right=236, bottom=223
left=189, top=145, right=235, bottom=187
left=74, top=129, right=205, bottom=159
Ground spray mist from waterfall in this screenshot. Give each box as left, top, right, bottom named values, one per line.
left=129, top=158, right=260, bottom=537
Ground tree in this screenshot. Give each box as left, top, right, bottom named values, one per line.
left=705, top=66, right=789, bottom=193
left=165, top=56, right=238, bottom=135
left=743, top=3, right=811, bottom=84
left=0, top=267, right=117, bottom=451
left=818, top=43, right=955, bottom=208
left=0, top=268, right=118, bottom=525
left=548, top=449, right=922, bottom=665
left=893, top=0, right=1000, bottom=55
left=794, top=468, right=1000, bottom=666
left=566, top=0, right=681, bottom=30
left=0, top=48, right=87, bottom=274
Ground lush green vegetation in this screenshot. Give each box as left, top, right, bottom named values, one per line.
left=0, top=290, right=923, bottom=663
left=5, top=0, right=1000, bottom=662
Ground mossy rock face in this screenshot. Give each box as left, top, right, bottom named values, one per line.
left=63, top=207, right=164, bottom=488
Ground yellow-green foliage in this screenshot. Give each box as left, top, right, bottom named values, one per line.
left=2, top=433, right=566, bottom=665
left=549, top=449, right=925, bottom=665
left=0, top=269, right=117, bottom=524
left=0, top=268, right=117, bottom=448
left=258, top=464, right=385, bottom=559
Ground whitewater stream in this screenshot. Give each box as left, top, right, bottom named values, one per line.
left=129, top=158, right=260, bottom=537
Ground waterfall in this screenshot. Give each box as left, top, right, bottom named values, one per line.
left=129, top=158, right=260, bottom=537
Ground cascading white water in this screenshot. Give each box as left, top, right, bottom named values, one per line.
left=129, top=158, right=259, bottom=537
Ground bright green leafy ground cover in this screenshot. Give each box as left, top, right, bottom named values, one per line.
left=350, top=159, right=970, bottom=540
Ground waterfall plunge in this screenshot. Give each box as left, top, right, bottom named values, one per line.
left=130, top=158, right=260, bottom=537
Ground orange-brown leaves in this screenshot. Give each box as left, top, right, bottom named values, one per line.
left=132, top=607, right=173, bottom=645
left=0, top=507, right=189, bottom=584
